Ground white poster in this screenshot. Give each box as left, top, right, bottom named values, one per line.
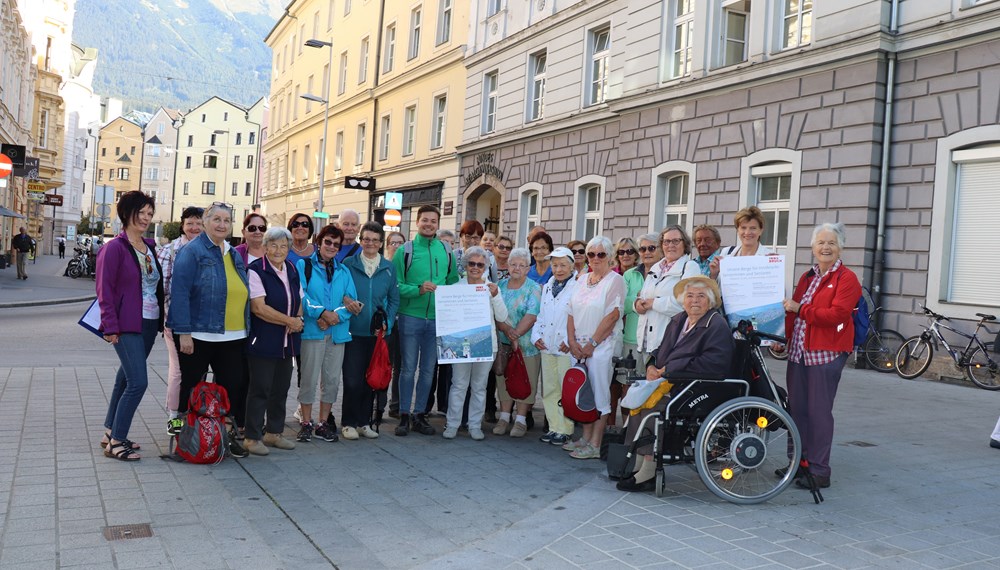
left=720, top=255, right=786, bottom=339
left=434, top=284, right=495, bottom=364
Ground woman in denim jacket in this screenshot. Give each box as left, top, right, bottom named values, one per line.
left=295, top=224, right=358, bottom=443
left=167, top=203, right=251, bottom=452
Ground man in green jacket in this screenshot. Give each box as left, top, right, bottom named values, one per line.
left=393, top=205, right=459, bottom=436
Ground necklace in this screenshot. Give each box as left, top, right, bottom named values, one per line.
left=587, top=273, right=602, bottom=288
left=292, top=241, right=312, bottom=254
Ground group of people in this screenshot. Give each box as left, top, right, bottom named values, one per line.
left=95, top=190, right=858, bottom=496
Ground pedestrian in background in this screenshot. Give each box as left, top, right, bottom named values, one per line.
left=96, top=191, right=163, bottom=461
left=12, top=226, right=31, bottom=279
left=58, top=234, right=66, bottom=259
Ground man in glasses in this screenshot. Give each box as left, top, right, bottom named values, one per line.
left=692, top=224, right=722, bottom=277
left=392, top=205, right=460, bottom=436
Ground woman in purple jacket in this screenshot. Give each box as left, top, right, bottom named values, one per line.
left=96, top=191, right=164, bottom=461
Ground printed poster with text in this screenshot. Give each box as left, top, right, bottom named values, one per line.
left=434, top=284, right=495, bottom=364
left=720, top=255, right=786, bottom=341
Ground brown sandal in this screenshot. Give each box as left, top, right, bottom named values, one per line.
left=104, top=442, right=141, bottom=461
left=101, top=432, right=140, bottom=450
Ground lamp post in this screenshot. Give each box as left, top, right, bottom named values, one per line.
left=303, top=38, right=333, bottom=227
left=213, top=129, right=230, bottom=205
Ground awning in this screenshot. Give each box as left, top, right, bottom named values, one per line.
left=0, top=206, right=25, bottom=218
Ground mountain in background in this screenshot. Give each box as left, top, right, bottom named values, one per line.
left=72, top=0, right=284, bottom=114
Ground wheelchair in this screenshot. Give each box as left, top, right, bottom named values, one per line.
left=621, top=321, right=802, bottom=504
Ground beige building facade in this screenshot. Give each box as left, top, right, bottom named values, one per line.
left=95, top=115, right=143, bottom=234
left=141, top=107, right=181, bottom=237
left=1, top=0, right=36, bottom=254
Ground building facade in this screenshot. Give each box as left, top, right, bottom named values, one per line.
left=141, top=107, right=181, bottom=237
left=0, top=0, right=36, bottom=253
left=95, top=115, right=144, bottom=234
left=458, top=0, right=1000, bottom=332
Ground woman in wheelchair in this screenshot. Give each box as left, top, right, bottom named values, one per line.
left=618, top=276, right=734, bottom=492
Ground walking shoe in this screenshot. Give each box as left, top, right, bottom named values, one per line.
left=549, top=434, right=570, bottom=446
left=293, top=406, right=303, bottom=422
left=469, top=428, right=486, bottom=441
left=395, top=414, right=410, bottom=436
left=326, top=413, right=338, bottom=432
left=245, top=439, right=269, bottom=456
left=296, top=422, right=314, bottom=442
left=539, top=431, right=555, bottom=444
left=228, top=436, right=249, bottom=458
left=509, top=421, right=528, bottom=438
left=562, top=438, right=584, bottom=452
left=167, top=417, right=183, bottom=436
left=263, top=433, right=296, bottom=450
left=357, top=425, right=379, bottom=439
left=314, top=422, right=339, bottom=442
left=442, top=426, right=458, bottom=439
left=411, top=414, right=436, bottom=436
left=570, top=443, right=600, bottom=460
left=341, top=426, right=359, bottom=440
left=492, top=419, right=510, bottom=436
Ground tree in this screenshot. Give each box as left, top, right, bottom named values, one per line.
left=162, top=221, right=181, bottom=241
left=77, top=213, right=96, bottom=236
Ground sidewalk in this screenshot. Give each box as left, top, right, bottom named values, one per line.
left=0, top=253, right=96, bottom=308
left=1, top=349, right=999, bottom=569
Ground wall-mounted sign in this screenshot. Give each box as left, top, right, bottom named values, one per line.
left=345, top=176, right=376, bottom=191
left=385, top=191, right=403, bottom=209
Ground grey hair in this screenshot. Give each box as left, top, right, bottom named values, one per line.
left=339, top=208, right=360, bottom=222
left=677, top=279, right=717, bottom=307
left=811, top=222, right=846, bottom=248
left=508, top=247, right=531, bottom=265
left=463, top=246, right=489, bottom=266
left=262, top=227, right=293, bottom=247
left=203, top=204, right=232, bottom=221
left=637, top=233, right=659, bottom=245
left=586, top=235, right=613, bottom=255
left=437, top=228, right=456, bottom=240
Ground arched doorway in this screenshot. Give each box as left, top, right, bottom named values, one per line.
left=462, top=175, right=504, bottom=235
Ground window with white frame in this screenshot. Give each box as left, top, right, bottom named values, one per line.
left=306, top=75, right=315, bottom=112
left=344, top=0, right=351, bottom=16
left=661, top=174, right=689, bottom=229
left=487, top=0, right=502, bottom=17
left=231, top=182, right=238, bottom=196
left=718, top=0, right=749, bottom=67
left=436, top=0, right=452, bottom=45
left=355, top=123, right=366, bottom=165
left=379, top=115, right=391, bottom=161
left=403, top=105, right=417, bottom=156
left=335, top=130, right=344, bottom=170
left=328, top=0, right=334, bottom=29
left=313, top=11, right=320, bottom=38
left=751, top=163, right=791, bottom=250
left=431, top=94, right=447, bottom=149
left=527, top=51, right=546, bottom=121
left=290, top=149, right=298, bottom=181
left=667, top=0, right=694, bottom=79
left=519, top=188, right=540, bottom=243
left=408, top=7, right=421, bottom=60
left=304, top=143, right=312, bottom=180
left=781, top=0, right=812, bottom=49
left=359, top=37, right=370, bottom=83
left=482, top=70, right=499, bottom=134
left=572, top=179, right=604, bottom=242
left=338, top=51, right=348, bottom=95
left=201, top=181, right=215, bottom=195
left=384, top=24, right=396, bottom=72
left=587, top=26, right=611, bottom=105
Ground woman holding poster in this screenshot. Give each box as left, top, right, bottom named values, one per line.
left=443, top=247, right=508, bottom=440
left=708, top=206, right=773, bottom=281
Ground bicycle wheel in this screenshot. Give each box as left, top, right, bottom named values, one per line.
left=895, top=337, right=933, bottom=379
left=767, top=344, right=788, bottom=360
left=965, top=345, right=1000, bottom=390
left=864, top=329, right=905, bottom=373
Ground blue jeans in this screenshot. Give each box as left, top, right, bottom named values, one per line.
left=398, top=315, right=437, bottom=415
left=104, top=319, right=158, bottom=441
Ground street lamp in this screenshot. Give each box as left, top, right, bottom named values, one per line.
left=303, top=38, right=333, bottom=227
left=213, top=129, right=230, bottom=204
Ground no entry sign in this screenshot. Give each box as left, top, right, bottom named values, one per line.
left=0, top=154, right=11, bottom=178
left=384, top=209, right=401, bottom=226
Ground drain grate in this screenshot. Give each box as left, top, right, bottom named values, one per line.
left=102, top=524, right=153, bottom=541
left=842, top=440, right=877, bottom=447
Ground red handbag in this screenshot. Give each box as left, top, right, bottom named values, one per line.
left=366, top=330, right=392, bottom=391
left=504, top=345, right=531, bottom=400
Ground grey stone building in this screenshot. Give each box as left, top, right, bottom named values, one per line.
left=457, top=0, right=1000, bottom=332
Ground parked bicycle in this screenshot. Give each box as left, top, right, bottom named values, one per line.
left=895, top=306, right=999, bottom=390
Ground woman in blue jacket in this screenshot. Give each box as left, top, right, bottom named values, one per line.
left=342, top=222, right=400, bottom=438
left=295, top=225, right=357, bottom=443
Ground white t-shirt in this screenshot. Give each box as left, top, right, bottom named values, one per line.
left=568, top=271, right=625, bottom=345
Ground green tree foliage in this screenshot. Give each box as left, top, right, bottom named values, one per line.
left=77, top=213, right=96, bottom=236
left=162, top=221, right=182, bottom=241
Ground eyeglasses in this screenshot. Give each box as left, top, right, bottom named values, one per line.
left=290, top=221, right=311, bottom=229
left=571, top=248, right=586, bottom=255
left=496, top=244, right=512, bottom=251
left=662, top=238, right=684, bottom=246
left=211, top=201, right=233, bottom=210
left=617, top=248, right=636, bottom=256
left=586, top=251, right=608, bottom=259
left=361, top=237, right=382, bottom=244
left=245, top=224, right=266, bottom=233
left=531, top=246, right=550, bottom=252
left=466, top=261, right=486, bottom=269
left=387, top=240, right=404, bottom=247
left=638, top=246, right=657, bottom=253
left=321, top=240, right=341, bottom=248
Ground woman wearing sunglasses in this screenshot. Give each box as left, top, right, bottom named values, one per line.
left=491, top=235, right=514, bottom=282
left=613, top=238, right=639, bottom=275
left=615, top=233, right=661, bottom=425
left=567, top=239, right=588, bottom=280
left=286, top=213, right=316, bottom=266
left=564, top=236, right=626, bottom=459
left=96, top=191, right=164, bottom=461
left=236, top=213, right=268, bottom=265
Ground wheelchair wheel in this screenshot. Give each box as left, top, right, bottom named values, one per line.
left=694, top=397, right=801, bottom=505
left=655, top=469, right=665, bottom=498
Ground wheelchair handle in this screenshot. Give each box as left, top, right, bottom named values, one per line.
left=735, top=320, right=786, bottom=345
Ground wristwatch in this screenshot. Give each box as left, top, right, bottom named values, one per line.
left=590, top=338, right=599, bottom=347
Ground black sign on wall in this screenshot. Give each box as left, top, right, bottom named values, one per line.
left=345, top=176, right=377, bottom=191
left=1, top=144, right=26, bottom=169
left=16, top=157, right=39, bottom=178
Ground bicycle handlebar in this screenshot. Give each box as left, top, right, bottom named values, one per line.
left=734, top=320, right=787, bottom=345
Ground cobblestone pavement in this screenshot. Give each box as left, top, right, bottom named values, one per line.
left=1, top=348, right=999, bottom=569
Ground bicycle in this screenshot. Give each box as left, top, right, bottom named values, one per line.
left=857, top=288, right=905, bottom=373
left=895, top=306, right=999, bottom=390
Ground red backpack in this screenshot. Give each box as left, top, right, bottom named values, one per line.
left=174, top=375, right=230, bottom=465
left=366, top=330, right=392, bottom=391
left=504, top=346, right=531, bottom=400
left=560, top=359, right=601, bottom=423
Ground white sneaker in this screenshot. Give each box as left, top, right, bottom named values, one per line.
left=293, top=406, right=303, bottom=422
left=341, top=426, right=359, bottom=440
left=357, top=425, right=379, bottom=439
left=442, top=426, right=458, bottom=439
left=469, top=429, right=485, bottom=441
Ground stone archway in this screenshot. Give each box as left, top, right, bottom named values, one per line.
left=461, top=174, right=505, bottom=235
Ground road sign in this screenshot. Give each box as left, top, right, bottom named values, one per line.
left=28, top=191, right=45, bottom=202
left=383, top=226, right=400, bottom=233
left=43, top=194, right=63, bottom=206
left=313, top=211, right=330, bottom=219
left=27, top=181, right=45, bottom=193
left=384, top=209, right=402, bottom=227
left=0, top=154, right=10, bottom=178
left=0, top=144, right=25, bottom=169
left=96, top=204, right=111, bottom=218
left=385, top=192, right=403, bottom=209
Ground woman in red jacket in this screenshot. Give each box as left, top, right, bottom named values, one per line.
left=782, top=222, right=861, bottom=490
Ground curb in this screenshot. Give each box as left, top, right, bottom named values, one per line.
left=0, top=295, right=96, bottom=309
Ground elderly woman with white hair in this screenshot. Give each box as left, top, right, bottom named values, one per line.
left=243, top=227, right=304, bottom=455
left=779, top=222, right=860, bottom=491
left=617, top=275, right=734, bottom=491
left=563, top=236, right=626, bottom=459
